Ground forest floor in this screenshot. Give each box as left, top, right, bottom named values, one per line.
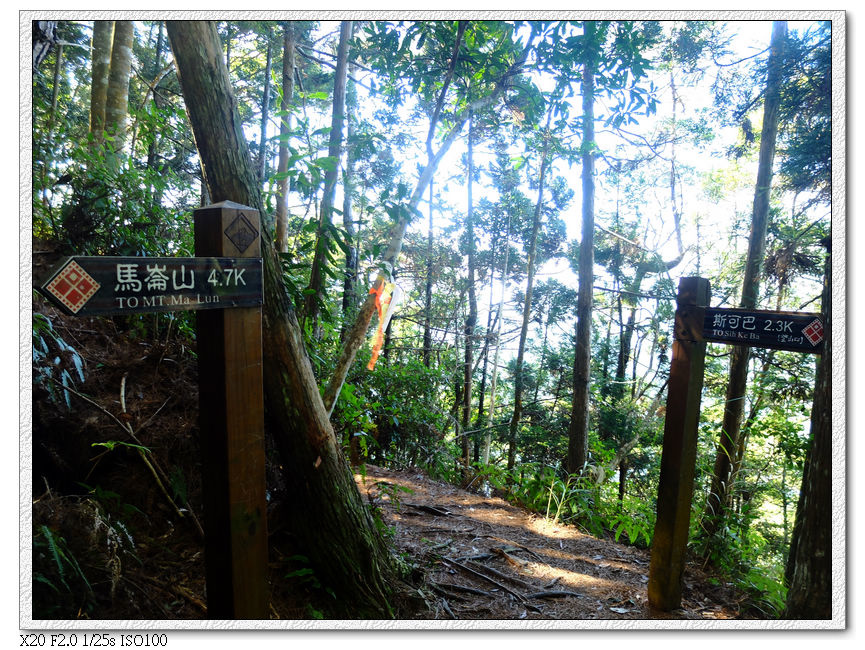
left=29, top=257, right=759, bottom=622
left=355, top=464, right=753, bottom=621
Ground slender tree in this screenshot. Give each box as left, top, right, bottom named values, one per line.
left=566, top=21, right=597, bottom=475
left=340, top=51, right=361, bottom=336
left=508, top=127, right=551, bottom=471
left=257, top=24, right=273, bottom=185
left=422, top=178, right=435, bottom=367
left=304, top=20, right=352, bottom=328
left=701, top=21, right=787, bottom=541
left=460, top=113, right=478, bottom=478
left=274, top=22, right=298, bottom=253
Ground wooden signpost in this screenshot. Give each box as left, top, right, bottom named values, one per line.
left=648, top=277, right=825, bottom=611
left=38, top=201, right=268, bottom=620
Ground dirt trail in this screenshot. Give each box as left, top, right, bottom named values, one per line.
left=356, top=464, right=751, bottom=621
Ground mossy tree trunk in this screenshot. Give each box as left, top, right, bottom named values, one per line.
left=165, top=20, right=396, bottom=618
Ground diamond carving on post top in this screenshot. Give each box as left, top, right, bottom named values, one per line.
left=802, top=318, right=824, bottom=347
left=46, top=260, right=100, bottom=313
left=224, top=212, right=258, bottom=253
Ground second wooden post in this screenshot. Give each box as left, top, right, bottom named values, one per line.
left=648, top=276, right=709, bottom=611
left=194, top=201, right=268, bottom=619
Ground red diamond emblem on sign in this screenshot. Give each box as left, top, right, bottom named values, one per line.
left=45, top=260, right=100, bottom=313
left=802, top=318, right=824, bottom=346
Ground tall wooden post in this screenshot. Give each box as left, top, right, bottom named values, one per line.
left=194, top=201, right=268, bottom=619
left=648, top=277, right=709, bottom=611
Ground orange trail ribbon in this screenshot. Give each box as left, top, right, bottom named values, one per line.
left=367, top=281, right=393, bottom=371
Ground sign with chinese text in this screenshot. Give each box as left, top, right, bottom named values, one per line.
left=702, top=307, right=824, bottom=353
left=39, top=256, right=262, bottom=316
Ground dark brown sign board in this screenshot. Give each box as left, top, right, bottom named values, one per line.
left=649, top=278, right=826, bottom=612
left=38, top=256, right=262, bottom=316
left=703, top=307, right=824, bottom=353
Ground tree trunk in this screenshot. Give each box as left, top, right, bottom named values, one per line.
left=423, top=178, right=434, bottom=367
left=257, top=26, right=273, bottom=185
left=40, top=40, right=63, bottom=209
left=304, top=20, right=352, bottom=328
left=567, top=27, right=596, bottom=475
left=341, top=42, right=360, bottom=339
left=104, top=20, right=135, bottom=152
left=165, top=20, right=397, bottom=618
left=461, top=114, right=478, bottom=479
left=507, top=137, right=549, bottom=471
left=483, top=212, right=511, bottom=465
left=89, top=20, right=114, bottom=144
left=702, top=21, right=787, bottom=541
left=146, top=22, right=166, bottom=215
left=784, top=239, right=832, bottom=619
left=474, top=235, right=498, bottom=457
left=274, top=22, right=297, bottom=253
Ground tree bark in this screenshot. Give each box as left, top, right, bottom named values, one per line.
left=784, top=240, right=832, bottom=619
left=165, top=20, right=396, bottom=618
left=567, top=26, right=596, bottom=475
left=89, top=20, right=114, bottom=144
left=104, top=20, right=135, bottom=152
left=304, top=20, right=352, bottom=328
left=702, top=21, right=787, bottom=541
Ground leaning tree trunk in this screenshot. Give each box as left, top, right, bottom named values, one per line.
left=784, top=239, right=832, bottom=619
left=321, top=28, right=535, bottom=418
left=165, top=20, right=396, bottom=618
left=702, top=21, right=787, bottom=542
left=567, top=32, right=596, bottom=475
